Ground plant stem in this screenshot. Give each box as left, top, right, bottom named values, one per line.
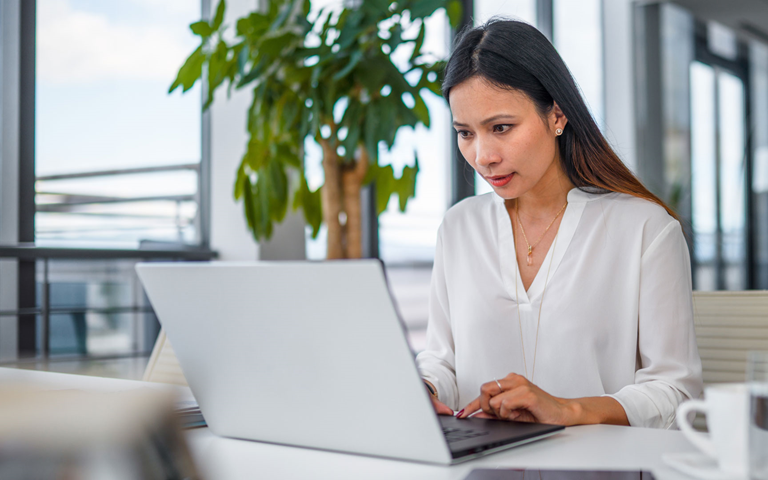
left=320, top=137, right=345, bottom=259
left=341, top=147, right=369, bottom=259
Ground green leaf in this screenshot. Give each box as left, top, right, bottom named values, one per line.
left=378, top=100, right=397, bottom=147
left=293, top=176, right=322, bottom=238
left=242, top=175, right=256, bottom=233
left=386, top=23, right=404, bottom=49
left=394, top=157, right=419, bottom=211
left=374, top=164, right=395, bottom=215
left=342, top=123, right=361, bottom=160
left=409, top=22, right=426, bottom=63
left=446, top=0, right=463, bottom=29
left=412, top=93, right=430, bottom=127
left=408, top=0, right=445, bottom=19
left=212, top=0, right=226, bottom=30
left=270, top=0, right=293, bottom=30
left=266, top=160, right=289, bottom=222
left=238, top=58, right=267, bottom=88
left=257, top=173, right=273, bottom=239
left=190, top=21, right=213, bottom=37
left=234, top=161, right=247, bottom=200
left=363, top=160, right=379, bottom=186
left=364, top=101, right=380, bottom=162
left=258, top=29, right=298, bottom=56
left=169, top=45, right=204, bottom=94
left=356, top=57, right=389, bottom=93
left=333, top=49, right=363, bottom=81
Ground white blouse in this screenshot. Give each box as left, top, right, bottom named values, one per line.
left=416, top=187, right=703, bottom=429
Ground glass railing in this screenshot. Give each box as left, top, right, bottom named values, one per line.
left=35, top=163, right=201, bottom=249
left=0, top=245, right=216, bottom=363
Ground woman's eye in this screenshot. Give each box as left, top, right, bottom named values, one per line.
left=457, top=130, right=472, bottom=139
left=493, top=124, right=512, bottom=133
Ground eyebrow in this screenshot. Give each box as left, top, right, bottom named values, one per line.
left=452, top=114, right=518, bottom=128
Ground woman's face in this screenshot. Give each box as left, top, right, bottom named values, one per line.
left=449, top=76, right=567, bottom=200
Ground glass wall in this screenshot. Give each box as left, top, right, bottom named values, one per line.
left=688, top=22, right=749, bottom=291
left=753, top=41, right=768, bottom=288
left=553, top=0, right=603, bottom=129
left=35, top=0, right=202, bottom=248
left=690, top=61, right=718, bottom=289
left=718, top=71, right=747, bottom=290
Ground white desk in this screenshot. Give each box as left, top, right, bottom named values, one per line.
left=0, top=368, right=699, bottom=480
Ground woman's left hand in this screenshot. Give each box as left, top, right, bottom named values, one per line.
left=456, top=373, right=575, bottom=425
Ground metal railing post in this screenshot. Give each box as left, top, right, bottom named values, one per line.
left=41, top=258, right=50, bottom=358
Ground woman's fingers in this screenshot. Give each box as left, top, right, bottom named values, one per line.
left=431, top=396, right=454, bottom=416
left=457, top=397, right=482, bottom=418
left=469, top=411, right=497, bottom=419
left=488, top=384, right=540, bottom=422
left=458, top=374, right=572, bottom=424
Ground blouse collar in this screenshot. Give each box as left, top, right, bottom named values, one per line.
left=493, top=186, right=606, bottom=205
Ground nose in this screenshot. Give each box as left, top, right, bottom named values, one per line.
left=474, top=137, right=501, bottom=171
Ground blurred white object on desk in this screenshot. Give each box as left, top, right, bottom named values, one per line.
left=0, top=386, right=201, bottom=480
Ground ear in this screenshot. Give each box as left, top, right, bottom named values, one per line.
left=550, top=102, right=568, bottom=132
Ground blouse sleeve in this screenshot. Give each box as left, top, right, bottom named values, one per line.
left=606, top=221, right=703, bottom=428
left=415, top=225, right=460, bottom=410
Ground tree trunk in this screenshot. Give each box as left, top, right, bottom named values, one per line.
left=341, top=148, right=369, bottom=259
left=320, top=138, right=345, bottom=259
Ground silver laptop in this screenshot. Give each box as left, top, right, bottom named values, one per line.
left=136, top=260, right=563, bottom=465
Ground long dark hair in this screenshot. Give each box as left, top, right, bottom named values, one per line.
left=443, top=18, right=677, bottom=219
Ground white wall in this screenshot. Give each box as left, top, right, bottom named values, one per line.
left=207, top=0, right=259, bottom=261
left=208, top=0, right=306, bottom=261
left=602, top=0, right=637, bottom=173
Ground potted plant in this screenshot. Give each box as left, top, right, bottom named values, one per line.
left=170, top=0, right=460, bottom=258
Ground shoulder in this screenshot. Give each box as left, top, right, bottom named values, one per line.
left=580, top=190, right=682, bottom=253
left=440, top=193, right=498, bottom=230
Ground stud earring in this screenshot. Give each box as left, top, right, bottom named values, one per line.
left=556, top=128, right=563, bottom=136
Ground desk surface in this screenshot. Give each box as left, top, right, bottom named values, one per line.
left=0, top=368, right=699, bottom=480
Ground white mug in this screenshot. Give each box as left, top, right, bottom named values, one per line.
left=677, top=383, right=749, bottom=477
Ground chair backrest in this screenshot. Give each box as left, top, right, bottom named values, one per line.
left=143, top=329, right=188, bottom=386
left=692, top=290, right=768, bottom=385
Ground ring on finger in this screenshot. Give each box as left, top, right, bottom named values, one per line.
left=493, top=378, right=503, bottom=394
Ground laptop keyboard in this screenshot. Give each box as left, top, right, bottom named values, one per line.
left=442, top=427, right=490, bottom=443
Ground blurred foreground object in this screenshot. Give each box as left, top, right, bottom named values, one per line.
left=0, top=387, right=201, bottom=480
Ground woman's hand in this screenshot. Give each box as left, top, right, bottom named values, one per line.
left=456, top=373, right=629, bottom=426
left=430, top=395, right=454, bottom=415
left=456, top=373, right=574, bottom=424
left=423, top=381, right=454, bottom=415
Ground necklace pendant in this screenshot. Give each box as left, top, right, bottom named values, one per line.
left=527, top=250, right=533, bottom=266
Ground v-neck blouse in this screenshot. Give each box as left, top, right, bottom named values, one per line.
left=415, top=188, right=703, bottom=428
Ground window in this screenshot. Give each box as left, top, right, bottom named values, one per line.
left=689, top=22, right=750, bottom=290
left=553, top=0, right=604, bottom=129
left=35, top=0, right=203, bottom=248
left=0, top=0, right=209, bottom=363
left=474, top=0, right=537, bottom=196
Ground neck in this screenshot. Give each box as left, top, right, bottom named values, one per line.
left=514, top=159, right=574, bottom=220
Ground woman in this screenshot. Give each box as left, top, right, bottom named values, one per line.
left=416, top=19, right=703, bottom=429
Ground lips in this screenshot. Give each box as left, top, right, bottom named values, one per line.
left=485, top=173, right=513, bottom=187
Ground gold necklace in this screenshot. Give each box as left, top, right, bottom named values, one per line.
left=514, top=201, right=565, bottom=381
left=516, top=200, right=568, bottom=266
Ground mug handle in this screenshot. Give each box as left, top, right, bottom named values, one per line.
left=676, top=400, right=717, bottom=458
